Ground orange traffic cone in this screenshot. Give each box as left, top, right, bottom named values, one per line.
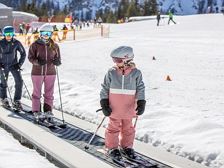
left=152, top=56, right=156, bottom=60
left=166, top=75, right=172, bottom=81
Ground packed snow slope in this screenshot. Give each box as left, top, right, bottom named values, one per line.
left=4, top=13, right=223, bottom=168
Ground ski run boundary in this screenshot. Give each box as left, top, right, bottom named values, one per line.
left=0, top=99, right=209, bottom=168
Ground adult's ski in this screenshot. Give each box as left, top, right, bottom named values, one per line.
left=46, top=118, right=67, bottom=128
left=21, top=103, right=67, bottom=129
left=2, top=105, right=57, bottom=129
left=34, top=119, right=57, bottom=129
left=1, top=104, right=20, bottom=113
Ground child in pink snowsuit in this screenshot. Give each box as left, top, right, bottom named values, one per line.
left=28, top=25, right=61, bottom=121
left=100, top=46, right=146, bottom=160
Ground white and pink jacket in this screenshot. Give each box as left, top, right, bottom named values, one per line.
left=100, top=64, right=145, bottom=119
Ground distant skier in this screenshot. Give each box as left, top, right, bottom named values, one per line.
left=25, top=23, right=31, bottom=35
left=0, top=26, right=26, bottom=109
left=86, top=20, right=90, bottom=27
left=32, top=28, right=39, bottom=41
left=52, top=25, right=61, bottom=42
left=207, top=6, right=212, bottom=13
left=28, top=25, right=61, bottom=122
left=156, top=11, right=161, bottom=26
left=97, top=17, right=103, bottom=27
left=221, top=7, right=224, bottom=15
left=94, top=18, right=97, bottom=27
left=168, top=10, right=176, bottom=25
left=19, top=24, right=24, bottom=35
left=62, top=24, right=68, bottom=40
left=215, top=7, right=219, bottom=13
left=100, top=46, right=146, bottom=160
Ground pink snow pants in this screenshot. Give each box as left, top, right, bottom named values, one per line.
left=105, top=117, right=135, bottom=150
left=31, top=75, right=56, bottom=112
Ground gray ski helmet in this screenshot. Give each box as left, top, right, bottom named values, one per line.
left=110, top=46, right=134, bottom=60
left=39, top=25, right=54, bottom=32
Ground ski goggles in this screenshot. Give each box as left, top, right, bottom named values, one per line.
left=40, top=31, right=52, bottom=37
left=112, top=57, right=125, bottom=63
left=4, top=32, right=14, bottom=37
left=112, top=57, right=132, bottom=64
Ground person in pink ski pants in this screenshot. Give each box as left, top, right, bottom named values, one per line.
left=28, top=25, right=61, bottom=121
left=100, top=46, right=146, bottom=160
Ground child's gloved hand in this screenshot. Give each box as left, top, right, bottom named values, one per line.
left=100, top=99, right=112, bottom=116
left=136, top=100, right=146, bottom=115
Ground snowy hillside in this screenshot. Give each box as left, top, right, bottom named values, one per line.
left=1, top=0, right=224, bottom=17
left=158, top=0, right=224, bottom=14
left=2, top=13, right=224, bottom=168
left=48, top=0, right=224, bottom=15
left=46, top=0, right=224, bottom=15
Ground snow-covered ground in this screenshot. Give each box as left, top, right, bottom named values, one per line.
left=2, top=14, right=224, bottom=168
left=0, top=128, right=57, bottom=168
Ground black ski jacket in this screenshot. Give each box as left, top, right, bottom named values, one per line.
left=0, top=38, right=26, bottom=70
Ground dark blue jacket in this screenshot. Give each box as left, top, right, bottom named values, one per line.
left=0, top=38, right=26, bottom=70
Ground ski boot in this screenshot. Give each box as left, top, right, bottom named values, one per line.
left=120, top=147, right=137, bottom=159
left=44, top=111, right=54, bottom=123
left=108, top=148, right=122, bottom=160
left=1, top=98, right=11, bottom=109
left=33, top=111, right=46, bottom=123
left=13, top=100, right=23, bottom=111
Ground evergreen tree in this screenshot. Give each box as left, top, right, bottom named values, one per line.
left=53, top=2, right=60, bottom=15
left=149, top=0, right=158, bottom=15
left=135, top=0, right=141, bottom=15
left=86, top=11, right=92, bottom=20
left=96, top=9, right=103, bottom=19
left=19, top=0, right=27, bottom=12
left=118, top=0, right=129, bottom=19
left=31, top=0, right=36, bottom=12
left=46, top=0, right=51, bottom=9
left=198, top=0, right=206, bottom=13
left=126, top=1, right=139, bottom=17
left=81, top=10, right=84, bottom=20
left=143, top=0, right=150, bottom=16
left=207, top=0, right=214, bottom=12
left=106, top=11, right=117, bottom=23
left=207, top=0, right=213, bottom=7
left=40, top=2, right=48, bottom=16
left=63, top=5, right=69, bottom=15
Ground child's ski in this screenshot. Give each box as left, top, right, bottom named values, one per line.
left=111, top=157, right=138, bottom=168
left=121, top=154, right=158, bottom=168
left=96, top=148, right=139, bottom=168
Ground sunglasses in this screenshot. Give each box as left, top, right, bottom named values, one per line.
left=40, top=31, right=52, bottom=37
left=4, top=32, right=14, bottom=37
